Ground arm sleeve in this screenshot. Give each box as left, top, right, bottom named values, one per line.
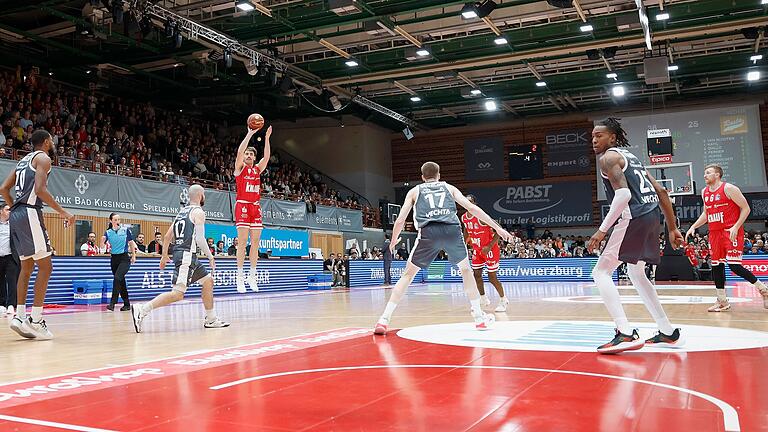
left=599, top=188, right=632, bottom=233
left=126, top=229, right=133, bottom=241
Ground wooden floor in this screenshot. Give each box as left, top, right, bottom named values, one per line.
left=2, top=280, right=767, bottom=384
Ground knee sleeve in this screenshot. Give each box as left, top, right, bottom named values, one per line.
left=712, top=263, right=726, bottom=289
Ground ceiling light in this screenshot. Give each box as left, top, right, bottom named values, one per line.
left=762, top=0, right=768, bottom=4
left=750, top=54, right=763, bottom=63
left=656, top=13, right=670, bottom=21
left=580, top=24, right=594, bottom=32
left=606, top=73, right=618, bottom=79
left=535, top=81, right=547, bottom=87
left=345, top=59, right=359, bottom=67
left=484, top=100, right=497, bottom=111
left=416, top=49, right=430, bottom=57
left=494, top=37, right=508, bottom=45
left=236, top=2, right=255, bottom=12
left=410, top=96, right=422, bottom=102
left=747, top=71, right=761, bottom=81
left=668, top=65, right=679, bottom=71
left=612, top=85, right=626, bottom=97
left=470, top=89, right=483, bottom=95
left=461, top=3, right=478, bottom=19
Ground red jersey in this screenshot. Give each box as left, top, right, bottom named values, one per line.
left=462, top=213, right=494, bottom=249
left=236, top=164, right=261, bottom=203
left=702, top=182, right=741, bottom=232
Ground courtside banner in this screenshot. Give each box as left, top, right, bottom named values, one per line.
left=468, top=182, right=593, bottom=227
left=728, top=256, right=768, bottom=280
left=348, top=260, right=426, bottom=287
left=26, top=257, right=324, bottom=305
left=424, top=258, right=610, bottom=282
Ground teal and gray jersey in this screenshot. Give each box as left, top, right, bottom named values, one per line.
left=13, top=151, right=48, bottom=209
left=171, top=205, right=201, bottom=254
left=600, top=147, right=659, bottom=219
left=412, top=181, right=460, bottom=229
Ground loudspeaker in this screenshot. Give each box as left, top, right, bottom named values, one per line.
left=475, top=0, right=497, bottom=18
left=643, top=56, right=670, bottom=84
left=586, top=49, right=600, bottom=60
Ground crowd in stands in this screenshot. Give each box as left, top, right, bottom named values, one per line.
left=0, top=66, right=378, bottom=226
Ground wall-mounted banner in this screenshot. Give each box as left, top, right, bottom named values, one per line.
left=545, top=129, right=593, bottom=176
left=468, top=181, right=593, bottom=227
left=0, top=160, right=365, bottom=230
left=307, top=205, right=343, bottom=231
left=205, top=224, right=309, bottom=257
left=464, top=137, right=505, bottom=181
left=262, top=198, right=307, bottom=228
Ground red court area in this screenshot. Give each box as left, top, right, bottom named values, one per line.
left=0, top=327, right=764, bottom=432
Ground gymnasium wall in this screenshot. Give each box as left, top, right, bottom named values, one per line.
left=391, top=103, right=768, bottom=229
left=271, top=116, right=396, bottom=205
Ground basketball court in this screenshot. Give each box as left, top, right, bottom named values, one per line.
left=1, top=280, right=766, bottom=432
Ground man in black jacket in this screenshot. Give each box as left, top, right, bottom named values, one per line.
left=383, top=236, right=393, bottom=285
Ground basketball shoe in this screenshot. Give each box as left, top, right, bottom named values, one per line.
left=708, top=298, right=731, bottom=312
left=494, top=297, right=509, bottom=312
left=479, top=295, right=491, bottom=308
left=755, top=280, right=768, bottom=309
left=247, top=272, right=259, bottom=292
left=373, top=319, right=388, bottom=335
left=27, top=319, right=53, bottom=340
left=204, top=317, right=230, bottom=328
left=597, top=329, right=644, bottom=354
left=131, top=305, right=145, bottom=333
left=474, top=313, right=495, bottom=330
left=10, top=316, right=36, bottom=339
left=645, top=328, right=684, bottom=347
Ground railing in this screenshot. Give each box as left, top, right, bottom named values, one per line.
left=0, top=148, right=382, bottom=228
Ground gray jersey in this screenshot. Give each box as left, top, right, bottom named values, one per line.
left=413, top=181, right=460, bottom=229
left=600, top=147, right=659, bottom=218
left=13, top=151, right=47, bottom=209
left=172, top=205, right=200, bottom=254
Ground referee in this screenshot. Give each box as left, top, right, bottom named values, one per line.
left=101, top=212, right=137, bottom=311
left=0, top=203, right=19, bottom=315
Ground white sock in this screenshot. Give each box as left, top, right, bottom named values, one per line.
left=237, top=267, right=244, bottom=278
left=594, top=263, right=632, bottom=334
left=16, top=305, right=26, bottom=319
left=480, top=294, right=488, bottom=302
left=470, top=299, right=483, bottom=318
left=141, top=303, right=154, bottom=318
left=31, top=306, right=43, bottom=323
left=755, top=280, right=767, bottom=292
left=716, top=288, right=727, bottom=302
left=380, top=302, right=397, bottom=322
left=205, top=308, right=216, bottom=321
left=628, top=262, right=674, bottom=335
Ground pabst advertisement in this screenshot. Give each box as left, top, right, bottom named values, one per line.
left=464, top=136, right=505, bottom=181
left=468, top=181, right=593, bottom=227
left=545, top=129, right=593, bottom=176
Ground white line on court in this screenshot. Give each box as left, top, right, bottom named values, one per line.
left=209, top=364, right=741, bottom=432
left=0, top=414, right=117, bottom=432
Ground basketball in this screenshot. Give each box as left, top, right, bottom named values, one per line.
left=248, top=113, right=264, bottom=131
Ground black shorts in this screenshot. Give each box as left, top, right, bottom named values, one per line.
left=409, top=223, right=469, bottom=269
left=172, top=251, right=209, bottom=292
left=603, top=208, right=662, bottom=265
left=9, top=206, right=52, bottom=261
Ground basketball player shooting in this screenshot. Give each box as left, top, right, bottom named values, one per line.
left=131, top=185, right=229, bottom=332
left=462, top=195, right=508, bottom=312
left=588, top=118, right=684, bottom=354
left=0, top=130, right=74, bottom=340
left=233, top=115, right=271, bottom=293
left=374, top=162, right=513, bottom=335
left=685, top=164, right=768, bottom=311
